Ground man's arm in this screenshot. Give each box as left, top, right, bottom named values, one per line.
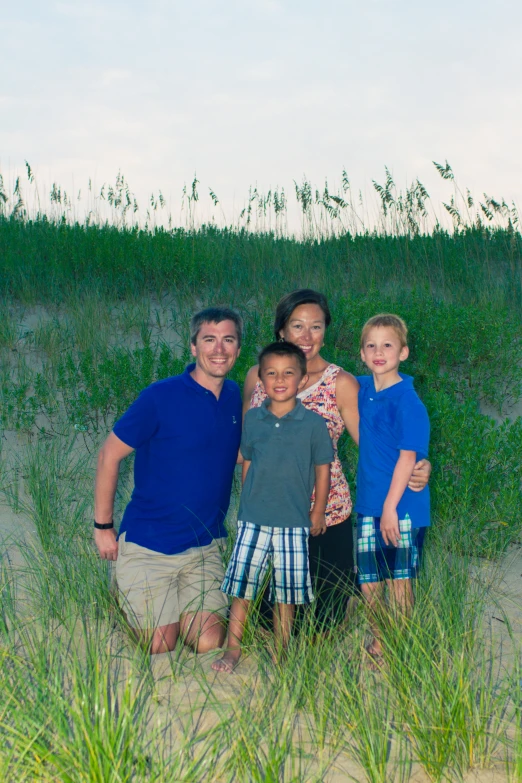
left=380, top=450, right=417, bottom=547
left=241, top=459, right=251, bottom=485
left=94, top=432, right=134, bottom=561
left=310, top=463, right=330, bottom=536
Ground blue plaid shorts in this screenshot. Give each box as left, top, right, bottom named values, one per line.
left=221, top=521, right=313, bottom=605
left=356, top=515, right=425, bottom=584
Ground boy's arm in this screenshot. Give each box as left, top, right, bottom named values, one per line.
left=241, top=459, right=251, bottom=485
left=310, top=463, right=330, bottom=536
left=381, top=450, right=417, bottom=547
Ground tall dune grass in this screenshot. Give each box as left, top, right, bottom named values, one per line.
left=0, top=162, right=521, bottom=780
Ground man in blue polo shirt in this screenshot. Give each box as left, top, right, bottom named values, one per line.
left=94, top=307, right=242, bottom=655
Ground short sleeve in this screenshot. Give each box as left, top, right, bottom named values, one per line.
left=311, top=415, right=335, bottom=465
left=397, top=394, right=430, bottom=459
left=113, top=386, right=159, bottom=448
left=240, top=411, right=254, bottom=460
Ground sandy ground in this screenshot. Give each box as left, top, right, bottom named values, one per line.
left=3, top=300, right=186, bottom=358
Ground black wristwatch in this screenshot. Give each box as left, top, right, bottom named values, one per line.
left=94, top=520, right=114, bottom=530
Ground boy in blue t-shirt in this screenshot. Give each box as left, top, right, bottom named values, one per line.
left=355, top=314, right=430, bottom=663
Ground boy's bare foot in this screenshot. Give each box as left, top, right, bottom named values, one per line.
left=364, top=642, right=384, bottom=671
left=211, top=649, right=241, bottom=673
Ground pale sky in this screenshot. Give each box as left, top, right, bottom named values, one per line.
left=2, top=0, right=521, bottom=230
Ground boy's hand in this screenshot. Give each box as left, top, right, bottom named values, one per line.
left=380, top=507, right=401, bottom=547
left=408, top=458, right=431, bottom=491
left=310, top=509, right=327, bottom=536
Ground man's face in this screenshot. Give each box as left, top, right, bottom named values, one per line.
left=190, top=320, right=241, bottom=380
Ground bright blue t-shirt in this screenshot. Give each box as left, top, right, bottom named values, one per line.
left=355, top=374, right=430, bottom=528
left=113, top=364, right=242, bottom=554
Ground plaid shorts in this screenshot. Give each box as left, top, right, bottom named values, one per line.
left=356, top=514, right=426, bottom=584
left=221, top=521, right=313, bottom=605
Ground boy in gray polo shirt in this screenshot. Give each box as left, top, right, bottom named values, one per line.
left=212, top=341, right=334, bottom=672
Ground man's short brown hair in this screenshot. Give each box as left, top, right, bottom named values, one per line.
left=190, top=307, right=243, bottom=346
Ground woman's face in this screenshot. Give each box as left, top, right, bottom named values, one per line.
left=279, top=303, right=326, bottom=363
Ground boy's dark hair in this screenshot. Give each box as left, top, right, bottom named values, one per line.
left=190, top=307, right=243, bottom=346
left=258, top=341, right=307, bottom=378
left=273, top=289, right=331, bottom=340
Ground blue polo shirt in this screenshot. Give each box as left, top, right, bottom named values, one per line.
left=355, top=374, right=430, bottom=528
left=113, top=364, right=242, bottom=554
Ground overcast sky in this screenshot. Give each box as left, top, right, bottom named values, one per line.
left=2, top=0, right=521, bottom=229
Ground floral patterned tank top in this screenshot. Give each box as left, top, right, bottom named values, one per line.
left=250, top=363, right=352, bottom=526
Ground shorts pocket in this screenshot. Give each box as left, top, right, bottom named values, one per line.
left=397, top=516, right=412, bottom=548
left=117, top=531, right=126, bottom=556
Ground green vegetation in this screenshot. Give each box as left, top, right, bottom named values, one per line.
left=0, top=164, right=521, bottom=780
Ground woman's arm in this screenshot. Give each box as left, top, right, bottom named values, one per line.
left=242, top=364, right=260, bottom=419
left=409, top=459, right=431, bottom=490
left=335, top=370, right=360, bottom=445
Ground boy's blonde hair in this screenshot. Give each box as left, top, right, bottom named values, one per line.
left=360, top=313, right=408, bottom=349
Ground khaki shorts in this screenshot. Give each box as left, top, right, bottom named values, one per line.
left=116, top=533, right=229, bottom=630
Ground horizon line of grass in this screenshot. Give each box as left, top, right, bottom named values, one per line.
left=1, top=217, right=521, bottom=311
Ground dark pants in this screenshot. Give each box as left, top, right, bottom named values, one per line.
left=258, top=517, right=358, bottom=630
left=308, top=517, right=358, bottom=628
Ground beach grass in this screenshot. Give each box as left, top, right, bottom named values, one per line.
left=0, top=165, right=521, bottom=780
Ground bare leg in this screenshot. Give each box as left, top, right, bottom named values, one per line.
left=181, top=610, right=226, bottom=653
left=343, top=594, right=361, bottom=625
left=211, top=598, right=250, bottom=672
left=272, top=603, right=295, bottom=659
left=389, top=578, right=414, bottom=618
left=360, top=581, right=385, bottom=656
left=142, top=622, right=180, bottom=655
left=136, top=611, right=225, bottom=656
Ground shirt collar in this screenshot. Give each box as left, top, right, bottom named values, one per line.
left=257, top=397, right=305, bottom=420
left=371, top=372, right=414, bottom=397
left=181, top=363, right=232, bottom=401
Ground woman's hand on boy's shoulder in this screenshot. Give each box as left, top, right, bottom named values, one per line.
left=409, top=459, right=431, bottom=491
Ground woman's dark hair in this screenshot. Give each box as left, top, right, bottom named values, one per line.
left=273, top=289, right=331, bottom=340
left=258, top=341, right=307, bottom=377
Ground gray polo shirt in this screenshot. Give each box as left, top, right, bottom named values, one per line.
left=239, top=398, right=334, bottom=528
